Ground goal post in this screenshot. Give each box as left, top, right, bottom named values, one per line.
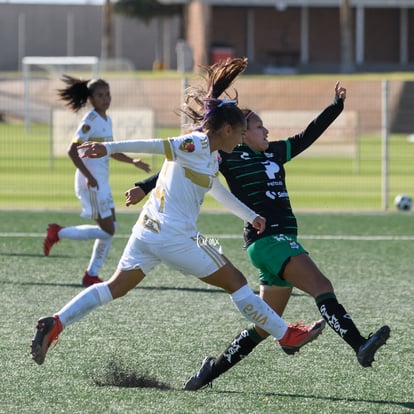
left=22, top=56, right=99, bottom=132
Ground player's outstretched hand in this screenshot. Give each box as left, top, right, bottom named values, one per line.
left=78, top=142, right=108, bottom=158
left=125, top=186, right=146, bottom=207
left=252, top=215, right=266, bottom=235
left=335, top=81, right=346, bottom=101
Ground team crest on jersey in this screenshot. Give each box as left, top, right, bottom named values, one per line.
left=179, top=138, right=195, bottom=152
left=81, top=124, right=91, bottom=134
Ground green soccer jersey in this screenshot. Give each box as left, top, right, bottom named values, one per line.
left=219, top=95, right=344, bottom=248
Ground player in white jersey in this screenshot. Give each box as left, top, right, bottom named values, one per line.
left=31, top=58, right=321, bottom=371
left=43, top=76, right=150, bottom=286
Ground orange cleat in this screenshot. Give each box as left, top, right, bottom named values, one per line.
left=30, top=315, right=63, bottom=365
left=82, top=270, right=103, bottom=287
left=278, top=319, right=326, bottom=355
left=43, top=223, right=63, bottom=256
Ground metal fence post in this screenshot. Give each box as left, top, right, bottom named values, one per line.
left=381, top=79, right=389, bottom=211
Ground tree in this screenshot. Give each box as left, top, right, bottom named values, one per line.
left=340, top=0, right=354, bottom=73
left=114, top=0, right=181, bottom=23
left=101, top=0, right=113, bottom=60
left=113, top=0, right=182, bottom=69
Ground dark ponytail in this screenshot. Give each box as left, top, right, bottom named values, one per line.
left=181, top=57, right=248, bottom=132
left=58, top=75, right=109, bottom=112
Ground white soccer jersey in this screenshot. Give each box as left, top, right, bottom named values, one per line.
left=104, top=132, right=258, bottom=243
left=136, top=132, right=215, bottom=241
left=73, top=109, right=113, bottom=189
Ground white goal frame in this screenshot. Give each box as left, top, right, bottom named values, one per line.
left=22, top=56, right=99, bottom=132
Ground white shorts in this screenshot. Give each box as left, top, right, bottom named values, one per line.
left=76, top=186, right=114, bottom=220
left=74, top=169, right=114, bottom=220
left=118, top=233, right=226, bottom=278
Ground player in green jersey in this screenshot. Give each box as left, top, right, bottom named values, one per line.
left=128, top=81, right=390, bottom=390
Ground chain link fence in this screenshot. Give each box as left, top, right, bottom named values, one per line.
left=0, top=72, right=413, bottom=212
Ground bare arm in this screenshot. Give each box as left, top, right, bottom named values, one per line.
left=68, top=142, right=98, bottom=188
left=110, top=152, right=151, bottom=173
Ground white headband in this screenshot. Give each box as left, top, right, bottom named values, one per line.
left=217, top=99, right=238, bottom=108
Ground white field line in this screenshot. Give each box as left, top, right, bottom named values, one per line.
left=1, top=232, right=414, bottom=241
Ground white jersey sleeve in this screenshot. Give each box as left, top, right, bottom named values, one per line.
left=209, top=176, right=258, bottom=224
left=104, top=139, right=166, bottom=156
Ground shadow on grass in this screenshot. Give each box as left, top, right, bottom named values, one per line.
left=0, top=279, right=306, bottom=297
left=0, top=279, right=227, bottom=293
left=197, top=389, right=414, bottom=410
left=0, top=252, right=72, bottom=258
left=258, top=392, right=414, bottom=411
left=0, top=280, right=83, bottom=288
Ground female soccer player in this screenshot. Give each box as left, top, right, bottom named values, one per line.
left=182, top=81, right=390, bottom=390
left=30, top=58, right=320, bottom=367
left=43, top=76, right=150, bottom=286
left=128, top=82, right=390, bottom=390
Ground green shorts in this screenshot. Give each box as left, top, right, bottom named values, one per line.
left=246, top=234, right=307, bottom=287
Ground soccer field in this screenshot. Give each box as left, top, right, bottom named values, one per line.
left=1, top=121, right=414, bottom=212
left=0, top=210, right=413, bottom=414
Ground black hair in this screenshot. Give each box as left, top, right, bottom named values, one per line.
left=57, top=75, right=109, bottom=112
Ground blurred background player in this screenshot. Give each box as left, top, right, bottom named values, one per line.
left=43, top=76, right=150, bottom=286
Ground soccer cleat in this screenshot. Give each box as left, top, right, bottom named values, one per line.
left=43, top=223, right=63, bottom=256
left=278, top=319, right=326, bottom=355
left=82, top=271, right=103, bottom=287
left=30, top=316, right=62, bottom=365
left=183, top=356, right=215, bottom=391
left=357, top=325, right=390, bottom=368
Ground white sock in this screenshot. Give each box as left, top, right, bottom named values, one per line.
left=59, top=225, right=111, bottom=241
left=230, top=284, right=288, bottom=340
left=56, top=283, right=113, bottom=328
left=86, top=237, right=113, bottom=276
left=87, top=222, right=116, bottom=276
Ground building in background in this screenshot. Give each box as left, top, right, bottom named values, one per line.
left=171, top=0, right=414, bottom=73
left=0, top=0, right=413, bottom=73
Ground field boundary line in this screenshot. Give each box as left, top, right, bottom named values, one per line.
left=1, top=232, right=414, bottom=241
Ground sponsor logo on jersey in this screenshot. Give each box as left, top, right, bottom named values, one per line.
left=179, top=138, right=195, bottom=152
left=81, top=124, right=91, bottom=134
